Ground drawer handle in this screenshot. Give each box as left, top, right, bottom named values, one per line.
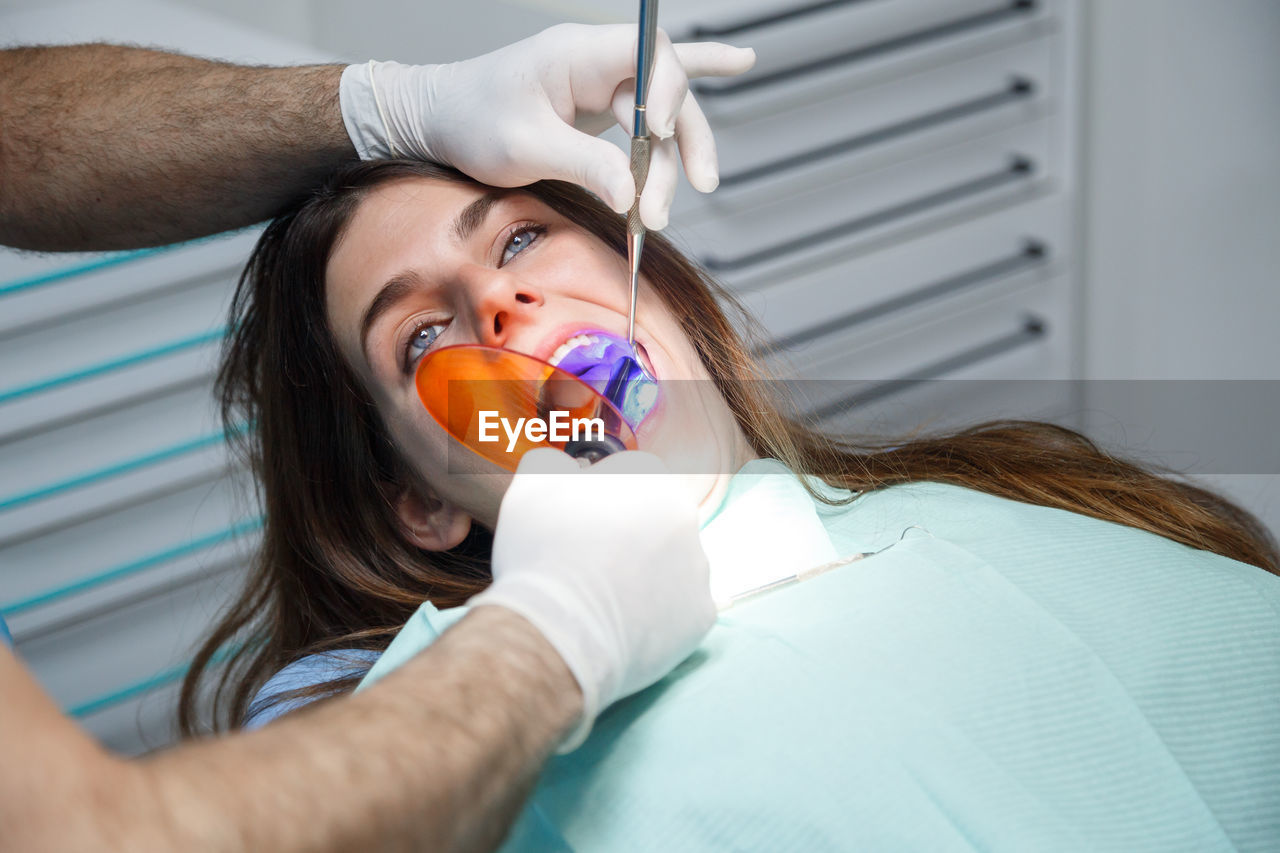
left=703, top=156, right=1035, bottom=274
left=759, top=240, right=1047, bottom=355
left=693, top=0, right=1037, bottom=99
left=721, top=77, right=1035, bottom=189
left=691, top=0, right=876, bottom=39
left=805, top=314, right=1047, bottom=420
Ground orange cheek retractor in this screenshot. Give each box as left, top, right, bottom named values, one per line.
left=415, top=344, right=641, bottom=471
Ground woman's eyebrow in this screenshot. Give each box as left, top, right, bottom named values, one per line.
left=453, top=190, right=510, bottom=244
left=359, top=191, right=513, bottom=363
left=360, top=270, right=422, bottom=363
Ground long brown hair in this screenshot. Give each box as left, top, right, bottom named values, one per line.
left=179, top=160, right=1279, bottom=734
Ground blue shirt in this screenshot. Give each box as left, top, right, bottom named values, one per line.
left=245, top=649, right=380, bottom=729
left=0, top=615, right=12, bottom=648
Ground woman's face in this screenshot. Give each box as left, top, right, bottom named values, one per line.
left=324, top=177, right=752, bottom=548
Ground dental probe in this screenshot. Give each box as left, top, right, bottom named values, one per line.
left=626, top=0, right=659, bottom=350
left=720, top=527, right=932, bottom=611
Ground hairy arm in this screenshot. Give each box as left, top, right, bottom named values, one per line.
left=0, top=44, right=355, bottom=251
left=0, top=606, right=579, bottom=853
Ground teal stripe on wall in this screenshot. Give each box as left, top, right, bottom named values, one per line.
left=0, top=516, right=262, bottom=617
left=0, top=327, right=226, bottom=405
left=0, top=422, right=248, bottom=513
left=69, top=643, right=243, bottom=719
left=0, top=226, right=257, bottom=299
left=0, top=248, right=167, bottom=298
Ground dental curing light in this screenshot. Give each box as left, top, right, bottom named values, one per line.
left=415, top=343, right=658, bottom=470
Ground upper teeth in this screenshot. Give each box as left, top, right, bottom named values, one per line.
left=548, top=333, right=602, bottom=368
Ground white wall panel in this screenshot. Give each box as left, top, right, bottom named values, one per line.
left=0, top=0, right=323, bottom=755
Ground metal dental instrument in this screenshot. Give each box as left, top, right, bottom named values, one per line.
left=626, top=0, right=659, bottom=351
left=720, top=527, right=932, bottom=611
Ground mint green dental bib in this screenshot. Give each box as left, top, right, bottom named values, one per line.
left=359, top=460, right=1280, bottom=851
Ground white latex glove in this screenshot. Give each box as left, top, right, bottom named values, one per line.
left=340, top=23, right=757, bottom=230
left=469, top=448, right=715, bottom=752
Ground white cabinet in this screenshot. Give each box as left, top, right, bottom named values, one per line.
left=650, top=0, right=1082, bottom=434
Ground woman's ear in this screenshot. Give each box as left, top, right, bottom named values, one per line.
left=393, top=486, right=473, bottom=552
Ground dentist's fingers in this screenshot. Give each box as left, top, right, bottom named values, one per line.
left=607, top=41, right=755, bottom=132
left=642, top=39, right=756, bottom=140
left=612, top=84, right=719, bottom=217
left=531, top=120, right=634, bottom=213
left=610, top=78, right=637, bottom=136
left=605, top=37, right=754, bottom=224
left=642, top=29, right=687, bottom=139
left=573, top=107, right=618, bottom=138
left=672, top=42, right=757, bottom=79
left=638, top=135, right=679, bottom=230
left=584, top=449, right=672, bottom=477
left=670, top=92, right=719, bottom=194
left=514, top=447, right=582, bottom=476
left=607, top=80, right=677, bottom=228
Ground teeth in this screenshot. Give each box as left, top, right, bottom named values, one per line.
left=547, top=333, right=603, bottom=368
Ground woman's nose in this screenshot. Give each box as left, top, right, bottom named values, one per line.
left=462, top=265, right=545, bottom=347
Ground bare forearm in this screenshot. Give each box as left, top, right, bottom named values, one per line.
left=2, top=607, right=580, bottom=852
left=143, top=606, right=577, bottom=852
left=0, top=44, right=355, bottom=251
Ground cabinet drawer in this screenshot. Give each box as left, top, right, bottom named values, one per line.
left=0, top=337, right=221, bottom=445
left=0, top=271, right=231, bottom=407
left=738, top=193, right=1068, bottom=345
left=15, top=566, right=242, bottom=754
left=0, top=388, right=233, bottom=545
left=811, top=359, right=1080, bottom=442
left=0, top=382, right=220, bottom=503
left=674, top=33, right=1056, bottom=218
left=776, top=272, right=1071, bottom=379
left=0, top=229, right=257, bottom=337
left=775, top=278, right=1075, bottom=437
left=679, top=0, right=1056, bottom=119
left=676, top=119, right=1054, bottom=286
left=0, top=473, right=255, bottom=638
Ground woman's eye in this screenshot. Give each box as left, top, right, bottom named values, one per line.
left=500, top=226, right=544, bottom=265
left=405, top=321, right=448, bottom=369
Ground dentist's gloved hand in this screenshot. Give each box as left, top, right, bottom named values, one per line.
left=469, top=448, right=715, bottom=752
left=339, top=23, right=756, bottom=231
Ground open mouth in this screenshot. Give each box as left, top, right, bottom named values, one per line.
left=545, top=330, right=659, bottom=428
left=547, top=330, right=655, bottom=381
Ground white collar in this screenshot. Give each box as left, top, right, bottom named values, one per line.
left=699, top=459, right=840, bottom=608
